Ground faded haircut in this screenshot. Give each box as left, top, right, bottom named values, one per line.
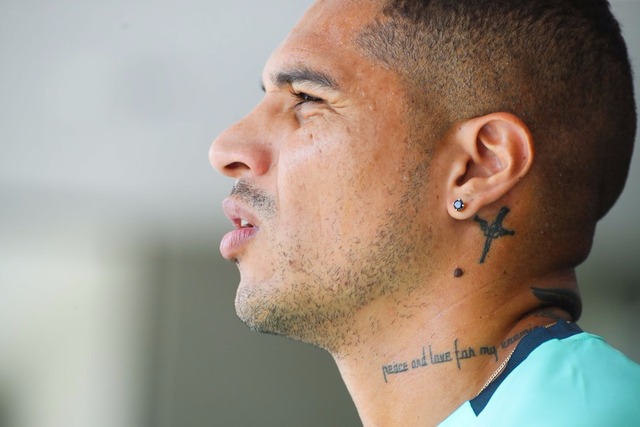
left=358, top=0, right=636, bottom=225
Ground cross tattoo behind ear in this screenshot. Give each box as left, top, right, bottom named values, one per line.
left=473, top=207, right=515, bottom=264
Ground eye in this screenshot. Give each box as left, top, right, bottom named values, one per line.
left=290, top=90, right=323, bottom=107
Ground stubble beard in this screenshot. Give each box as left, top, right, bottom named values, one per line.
left=234, top=147, right=431, bottom=354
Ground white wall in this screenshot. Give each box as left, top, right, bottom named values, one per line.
left=0, top=1, right=638, bottom=426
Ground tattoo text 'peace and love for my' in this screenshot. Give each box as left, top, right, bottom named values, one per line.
left=381, top=327, right=535, bottom=383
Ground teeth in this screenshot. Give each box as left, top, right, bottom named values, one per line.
left=240, top=219, right=252, bottom=228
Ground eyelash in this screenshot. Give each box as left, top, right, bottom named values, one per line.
left=290, top=90, right=323, bottom=106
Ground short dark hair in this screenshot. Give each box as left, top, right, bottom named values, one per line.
left=358, top=0, right=636, bottom=224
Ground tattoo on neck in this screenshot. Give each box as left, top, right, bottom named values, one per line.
left=473, top=207, right=515, bottom=264
left=380, top=321, right=557, bottom=383
left=380, top=333, right=525, bottom=383
left=500, top=329, right=532, bottom=349
left=531, top=287, right=582, bottom=321
left=382, top=339, right=499, bottom=383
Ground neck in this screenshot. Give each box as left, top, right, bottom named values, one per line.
left=328, top=270, right=576, bottom=427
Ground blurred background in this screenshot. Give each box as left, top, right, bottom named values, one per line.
left=0, top=1, right=638, bottom=426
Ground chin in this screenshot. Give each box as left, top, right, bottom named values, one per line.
left=234, top=280, right=291, bottom=335
left=233, top=278, right=351, bottom=352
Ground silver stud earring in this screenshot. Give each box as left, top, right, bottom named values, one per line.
left=453, top=199, right=465, bottom=212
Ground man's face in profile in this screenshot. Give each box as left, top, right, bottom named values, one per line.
left=210, top=0, right=435, bottom=350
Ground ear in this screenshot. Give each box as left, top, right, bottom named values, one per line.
left=446, top=112, right=534, bottom=219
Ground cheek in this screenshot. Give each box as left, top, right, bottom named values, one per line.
left=279, top=120, right=356, bottom=191
left=286, top=131, right=403, bottom=241
left=275, top=124, right=367, bottom=243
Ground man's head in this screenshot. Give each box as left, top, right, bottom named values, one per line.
left=212, top=0, right=434, bottom=352
left=210, top=0, right=635, bottom=352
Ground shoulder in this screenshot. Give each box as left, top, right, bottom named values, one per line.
left=481, top=331, right=640, bottom=425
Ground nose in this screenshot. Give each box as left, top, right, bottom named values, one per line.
left=209, top=109, right=273, bottom=179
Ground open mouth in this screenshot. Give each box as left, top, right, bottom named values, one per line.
left=220, top=198, right=261, bottom=260
left=238, top=218, right=255, bottom=229
left=221, top=217, right=259, bottom=260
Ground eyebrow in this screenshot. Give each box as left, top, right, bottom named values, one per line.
left=261, top=68, right=340, bottom=92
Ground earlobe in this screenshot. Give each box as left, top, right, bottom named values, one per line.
left=446, top=113, right=534, bottom=220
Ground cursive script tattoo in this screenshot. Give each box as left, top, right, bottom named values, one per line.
left=473, top=207, right=515, bottom=264
left=382, top=340, right=501, bottom=383
left=381, top=326, right=541, bottom=383
left=531, top=287, right=582, bottom=321
left=382, top=362, right=409, bottom=383
left=501, top=328, right=533, bottom=349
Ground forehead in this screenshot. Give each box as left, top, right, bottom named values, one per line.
left=263, top=0, right=384, bottom=86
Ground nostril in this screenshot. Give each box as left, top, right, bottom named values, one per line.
left=226, top=162, right=250, bottom=172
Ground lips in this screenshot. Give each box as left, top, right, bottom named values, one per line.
left=220, top=197, right=260, bottom=260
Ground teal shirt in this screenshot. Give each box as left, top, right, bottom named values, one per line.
left=440, top=322, right=640, bottom=426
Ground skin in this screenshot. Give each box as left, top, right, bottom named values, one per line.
left=211, top=0, right=433, bottom=352
left=210, top=0, right=578, bottom=425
